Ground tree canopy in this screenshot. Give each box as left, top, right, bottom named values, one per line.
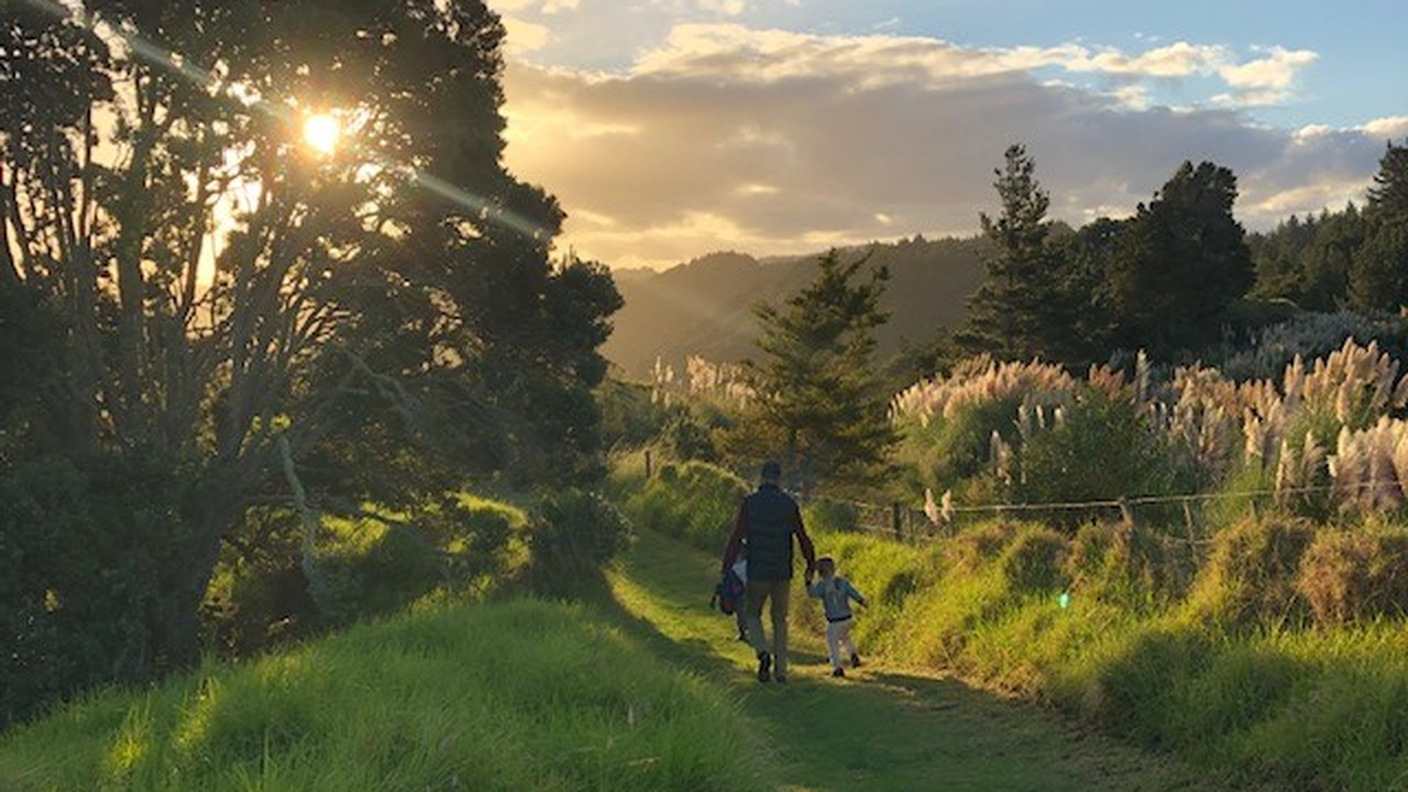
left=1103, top=161, right=1253, bottom=359
left=959, top=144, right=1075, bottom=363
left=1, top=0, right=618, bottom=723
left=722, top=250, right=898, bottom=496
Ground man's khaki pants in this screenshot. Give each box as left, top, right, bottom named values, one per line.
left=744, top=577, right=791, bottom=677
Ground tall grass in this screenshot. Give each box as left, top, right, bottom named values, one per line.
left=619, top=461, right=746, bottom=551
left=892, top=339, right=1408, bottom=521
left=794, top=519, right=1408, bottom=791
left=0, top=598, right=773, bottom=792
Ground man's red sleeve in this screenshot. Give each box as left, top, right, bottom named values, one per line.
left=721, top=500, right=748, bottom=573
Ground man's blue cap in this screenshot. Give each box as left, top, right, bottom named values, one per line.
left=761, top=460, right=782, bottom=480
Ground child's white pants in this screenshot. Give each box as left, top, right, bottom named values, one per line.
left=825, top=618, right=858, bottom=669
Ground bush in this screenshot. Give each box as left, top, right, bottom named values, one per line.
left=945, top=520, right=1021, bottom=574
left=801, top=498, right=860, bottom=533
left=1218, top=310, right=1408, bottom=382
left=204, top=495, right=531, bottom=656
left=0, top=452, right=194, bottom=728
left=1297, top=520, right=1408, bottom=625
left=621, top=461, right=747, bottom=551
left=1013, top=389, right=1192, bottom=529
left=527, top=488, right=630, bottom=587
left=1182, top=515, right=1316, bottom=630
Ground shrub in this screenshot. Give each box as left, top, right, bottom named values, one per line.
left=1219, top=310, right=1408, bottom=382
left=527, top=488, right=631, bottom=586
left=801, top=498, right=859, bottom=533
left=945, top=520, right=1021, bottom=574
left=0, top=453, right=193, bottom=728
left=204, top=495, right=531, bottom=656
left=621, top=461, right=747, bottom=551
left=1297, top=520, right=1408, bottom=625
left=1013, top=389, right=1193, bottom=529
left=1085, top=626, right=1212, bottom=749
left=1182, top=515, right=1316, bottom=630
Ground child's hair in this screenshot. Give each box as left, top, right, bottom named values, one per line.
left=817, top=556, right=836, bottom=575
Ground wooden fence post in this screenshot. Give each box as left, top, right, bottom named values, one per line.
left=891, top=502, right=902, bottom=539
left=644, top=450, right=653, bottom=479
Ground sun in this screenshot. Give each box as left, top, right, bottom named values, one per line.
left=302, top=113, right=341, bottom=156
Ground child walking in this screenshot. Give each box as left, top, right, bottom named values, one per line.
left=806, top=556, right=867, bottom=677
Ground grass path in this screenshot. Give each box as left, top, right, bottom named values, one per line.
left=603, top=530, right=1230, bottom=792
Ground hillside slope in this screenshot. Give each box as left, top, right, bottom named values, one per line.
left=604, top=236, right=989, bottom=380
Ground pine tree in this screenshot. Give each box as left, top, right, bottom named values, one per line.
left=722, top=250, right=898, bottom=495
left=959, top=144, right=1073, bottom=362
left=1105, top=161, right=1253, bottom=358
left=1348, top=140, right=1408, bottom=312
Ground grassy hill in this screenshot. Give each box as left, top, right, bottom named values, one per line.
left=603, top=236, right=989, bottom=380
left=2, top=528, right=1241, bottom=792
left=0, top=597, right=774, bottom=792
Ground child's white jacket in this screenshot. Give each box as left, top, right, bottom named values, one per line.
left=807, top=576, right=867, bottom=622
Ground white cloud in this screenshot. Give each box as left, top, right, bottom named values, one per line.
left=1220, top=46, right=1317, bottom=89
left=1070, top=41, right=1227, bottom=78
left=1362, top=116, right=1408, bottom=139
left=496, top=25, right=1380, bottom=269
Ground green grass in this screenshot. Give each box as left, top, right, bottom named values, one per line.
left=792, top=523, right=1408, bottom=791
left=605, top=529, right=1232, bottom=791
left=0, top=597, right=774, bottom=792
left=17, top=514, right=1370, bottom=791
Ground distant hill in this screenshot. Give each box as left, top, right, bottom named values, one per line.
left=603, top=236, right=990, bottom=380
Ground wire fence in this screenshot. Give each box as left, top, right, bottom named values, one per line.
left=824, top=480, right=1389, bottom=552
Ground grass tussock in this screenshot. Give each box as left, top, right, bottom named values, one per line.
left=1180, top=514, right=1316, bottom=631
left=0, top=599, right=772, bottom=792
left=1297, top=520, right=1408, bottom=625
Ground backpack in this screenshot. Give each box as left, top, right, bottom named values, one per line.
left=711, top=565, right=746, bottom=615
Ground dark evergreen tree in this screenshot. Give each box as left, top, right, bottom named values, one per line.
left=1057, top=216, right=1128, bottom=364
left=1366, top=139, right=1408, bottom=218
left=1104, top=161, right=1254, bottom=359
left=722, top=250, right=898, bottom=495
left=1298, top=206, right=1365, bottom=311
left=959, top=144, right=1075, bottom=362
left=1348, top=141, right=1408, bottom=312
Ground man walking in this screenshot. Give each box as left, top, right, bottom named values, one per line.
left=721, top=460, right=817, bottom=683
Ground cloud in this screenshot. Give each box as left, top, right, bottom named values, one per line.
left=1221, top=46, right=1318, bottom=89
left=500, top=14, right=551, bottom=55
left=1070, top=41, right=1227, bottom=78
left=498, top=25, right=1382, bottom=269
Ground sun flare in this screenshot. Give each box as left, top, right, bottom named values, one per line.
left=302, top=113, right=341, bottom=156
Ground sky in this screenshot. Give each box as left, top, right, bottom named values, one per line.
left=486, top=0, right=1408, bottom=270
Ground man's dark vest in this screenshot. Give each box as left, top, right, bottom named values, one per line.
left=743, top=484, right=798, bottom=581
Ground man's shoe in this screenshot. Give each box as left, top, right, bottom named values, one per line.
left=773, top=673, right=787, bottom=684
left=757, top=651, right=772, bottom=683
left=831, top=667, right=846, bottom=678
left=850, top=653, right=862, bottom=668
